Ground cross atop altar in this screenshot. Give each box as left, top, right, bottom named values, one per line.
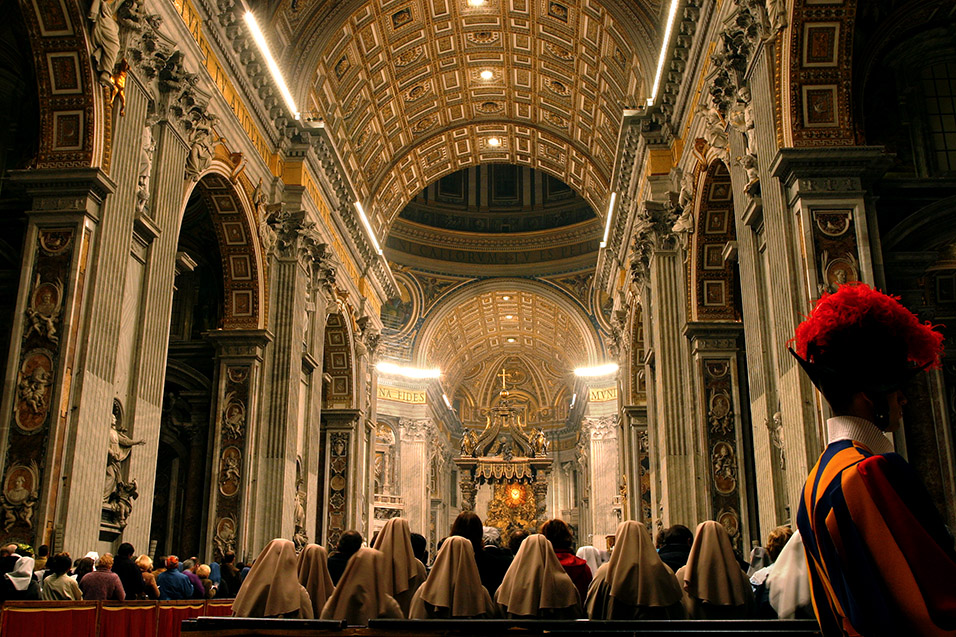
left=455, top=384, right=552, bottom=522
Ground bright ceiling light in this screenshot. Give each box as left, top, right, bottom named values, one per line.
left=487, top=137, right=501, bottom=147
left=244, top=12, right=299, bottom=119
left=574, top=362, right=620, bottom=377
left=600, top=191, right=617, bottom=248
left=354, top=201, right=383, bottom=256
left=506, top=337, right=517, bottom=343
left=502, top=295, right=511, bottom=301
left=467, top=0, right=486, bottom=6
left=505, top=314, right=514, bottom=319
left=479, top=69, right=494, bottom=80
left=570, top=393, right=577, bottom=407
left=646, top=0, right=681, bottom=107
left=375, top=361, right=441, bottom=379
left=442, top=393, right=453, bottom=409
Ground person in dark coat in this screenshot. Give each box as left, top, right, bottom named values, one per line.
left=112, top=542, right=145, bottom=599
left=657, top=524, right=693, bottom=573
left=327, top=530, right=363, bottom=585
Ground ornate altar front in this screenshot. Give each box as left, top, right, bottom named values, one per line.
left=455, top=382, right=552, bottom=539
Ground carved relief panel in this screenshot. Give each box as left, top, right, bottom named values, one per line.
left=212, top=365, right=251, bottom=560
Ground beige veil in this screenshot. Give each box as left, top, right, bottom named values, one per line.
left=297, top=544, right=334, bottom=618
left=232, top=538, right=313, bottom=618
left=495, top=534, right=580, bottom=617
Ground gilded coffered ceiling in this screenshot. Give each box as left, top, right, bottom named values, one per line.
left=414, top=280, right=601, bottom=393
left=273, top=0, right=655, bottom=240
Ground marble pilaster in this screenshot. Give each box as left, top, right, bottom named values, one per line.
left=581, top=416, right=620, bottom=547
left=399, top=418, right=435, bottom=537
left=204, top=329, right=272, bottom=561
left=0, top=169, right=113, bottom=555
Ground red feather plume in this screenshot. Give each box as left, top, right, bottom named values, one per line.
left=793, top=283, right=944, bottom=369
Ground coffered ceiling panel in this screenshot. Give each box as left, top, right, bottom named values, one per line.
left=415, top=281, right=600, bottom=391
left=286, top=0, right=648, bottom=238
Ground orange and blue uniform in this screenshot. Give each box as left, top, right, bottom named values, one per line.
left=798, top=431, right=956, bottom=635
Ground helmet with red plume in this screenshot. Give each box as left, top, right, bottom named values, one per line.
left=790, top=283, right=944, bottom=398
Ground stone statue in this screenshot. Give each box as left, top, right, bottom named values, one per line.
left=136, top=124, right=156, bottom=215
left=106, top=479, right=138, bottom=529
left=104, top=408, right=145, bottom=501
left=765, top=0, right=788, bottom=34
left=17, top=366, right=52, bottom=414
left=699, top=104, right=729, bottom=161
left=88, top=0, right=121, bottom=87
left=739, top=153, right=759, bottom=187
left=185, top=120, right=217, bottom=181
left=293, top=488, right=308, bottom=550
left=0, top=470, right=38, bottom=532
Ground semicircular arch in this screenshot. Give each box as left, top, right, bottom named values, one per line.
left=180, top=164, right=266, bottom=330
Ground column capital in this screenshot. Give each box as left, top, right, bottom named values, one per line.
left=9, top=168, right=116, bottom=220
left=683, top=322, right=744, bottom=354
left=399, top=418, right=435, bottom=443
left=582, top=415, right=620, bottom=441
left=771, top=146, right=893, bottom=204
left=203, top=329, right=273, bottom=361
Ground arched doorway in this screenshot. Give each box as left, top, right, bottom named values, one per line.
left=152, top=171, right=262, bottom=558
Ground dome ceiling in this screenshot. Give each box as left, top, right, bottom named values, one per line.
left=416, top=282, right=600, bottom=392
left=274, top=0, right=655, bottom=240
left=385, top=165, right=602, bottom=270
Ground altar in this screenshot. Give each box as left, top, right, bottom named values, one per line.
left=454, top=373, right=552, bottom=541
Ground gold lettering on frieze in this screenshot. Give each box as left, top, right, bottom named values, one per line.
left=377, top=386, right=426, bottom=404
left=588, top=386, right=618, bottom=402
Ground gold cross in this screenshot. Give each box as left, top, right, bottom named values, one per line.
left=498, top=368, right=512, bottom=391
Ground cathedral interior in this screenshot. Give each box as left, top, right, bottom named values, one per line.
left=0, top=0, right=954, bottom=567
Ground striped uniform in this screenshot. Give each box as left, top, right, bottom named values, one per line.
left=797, top=439, right=956, bottom=635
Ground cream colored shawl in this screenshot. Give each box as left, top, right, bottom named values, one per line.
left=767, top=530, right=811, bottom=619
left=605, top=521, right=683, bottom=607
left=232, top=538, right=313, bottom=618
left=409, top=536, right=496, bottom=618
left=576, top=546, right=609, bottom=577
left=371, top=517, right=426, bottom=614
left=297, top=544, right=334, bottom=618
left=495, top=534, right=580, bottom=617
left=320, top=547, right=403, bottom=624
left=675, top=521, right=752, bottom=607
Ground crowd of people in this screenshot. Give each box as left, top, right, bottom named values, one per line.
left=1, top=285, right=953, bottom=635
left=0, top=539, right=247, bottom=603
left=0, top=512, right=809, bottom=623
left=229, top=511, right=812, bottom=623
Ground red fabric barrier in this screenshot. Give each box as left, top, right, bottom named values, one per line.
left=203, top=600, right=233, bottom=617
left=99, top=602, right=157, bottom=637
left=157, top=602, right=205, bottom=637
left=0, top=602, right=97, bottom=637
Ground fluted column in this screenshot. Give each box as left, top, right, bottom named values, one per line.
left=582, top=416, right=620, bottom=546
left=771, top=147, right=892, bottom=514
left=646, top=230, right=701, bottom=527
left=253, top=210, right=333, bottom=549
left=399, top=419, right=434, bottom=537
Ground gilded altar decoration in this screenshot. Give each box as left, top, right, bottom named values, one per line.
left=486, top=483, right=536, bottom=544
left=455, top=369, right=552, bottom=521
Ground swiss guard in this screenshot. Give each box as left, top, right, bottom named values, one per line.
left=791, top=283, right=956, bottom=636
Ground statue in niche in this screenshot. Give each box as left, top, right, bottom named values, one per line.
left=88, top=0, right=120, bottom=87
left=293, top=462, right=308, bottom=550
left=727, top=87, right=757, bottom=155
left=738, top=153, right=760, bottom=188
left=104, top=402, right=145, bottom=501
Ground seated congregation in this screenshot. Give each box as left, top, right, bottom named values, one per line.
left=221, top=512, right=810, bottom=624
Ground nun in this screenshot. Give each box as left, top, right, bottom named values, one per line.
left=409, top=536, right=499, bottom=618
left=232, top=539, right=313, bottom=618
left=675, top=521, right=753, bottom=619
left=495, top=534, right=582, bottom=619
left=371, top=518, right=427, bottom=615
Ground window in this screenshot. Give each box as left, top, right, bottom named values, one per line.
left=922, top=61, right=956, bottom=174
